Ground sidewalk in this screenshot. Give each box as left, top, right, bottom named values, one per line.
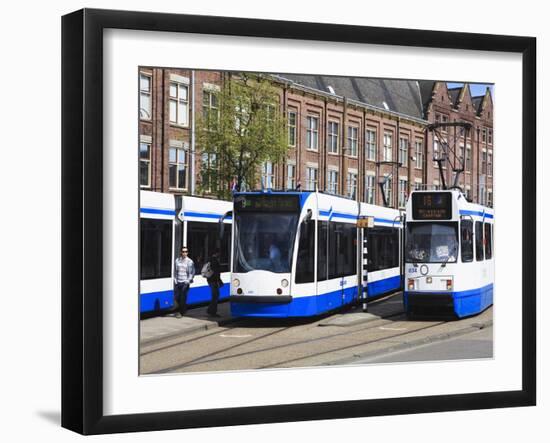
left=140, top=301, right=234, bottom=345
left=140, top=293, right=405, bottom=345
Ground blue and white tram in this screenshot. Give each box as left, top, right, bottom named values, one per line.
left=229, top=190, right=403, bottom=318
left=139, top=191, right=232, bottom=314
left=403, top=190, right=494, bottom=318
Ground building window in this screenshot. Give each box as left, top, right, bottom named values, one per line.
left=383, top=176, right=393, bottom=206
left=139, top=142, right=151, bottom=187
left=466, top=144, right=472, bottom=171
left=482, top=150, right=488, bottom=175
left=305, top=166, right=318, bottom=190
left=201, top=153, right=218, bottom=193
left=366, top=129, right=377, bottom=161
left=347, top=126, right=358, bottom=157
left=287, top=164, right=296, bottom=190
left=433, top=139, right=440, bottom=167
left=327, top=170, right=338, bottom=194
left=347, top=172, right=358, bottom=199
left=365, top=175, right=375, bottom=204
left=306, top=116, right=319, bottom=150
left=202, top=90, right=219, bottom=129
left=288, top=111, right=297, bottom=147
left=383, top=132, right=393, bottom=162
left=399, top=137, right=408, bottom=166
left=415, top=139, right=423, bottom=170
left=139, top=74, right=152, bottom=120
left=328, top=121, right=339, bottom=154
left=168, top=146, right=188, bottom=190
left=169, top=82, right=189, bottom=126
left=487, top=190, right=493, bottom=208
left=488, top=129, right=493, bottom=144
left=482, top=128, right=487, bottom=143
left=261, top=161, right=275, bottom=189
left=488, top=151, right=493, bottom=176
left=466, top=187, right=472, bottom=201
left=398, top=179, right=408, bottom=208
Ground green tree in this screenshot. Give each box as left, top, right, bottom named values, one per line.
left=197, top=73, right=288, bottom=199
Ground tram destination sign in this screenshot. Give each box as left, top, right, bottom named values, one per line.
left=234, top=194, right=300, bottom=213
left=412, top=192, right=452, bottom=220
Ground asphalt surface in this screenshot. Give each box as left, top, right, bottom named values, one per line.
left=139, top=293, right=493, bottom=375
left=353, top=325, right=493, bottom=364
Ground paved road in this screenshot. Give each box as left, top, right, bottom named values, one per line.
left=354, top=325, right=493, bottom=364
left=140, top=293, right=493, bottom=374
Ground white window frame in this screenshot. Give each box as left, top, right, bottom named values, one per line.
left=305, top=166, right=318, bottom=190
left=288, top=111, right=297, bottom=147
left=306, top=116, right=319, bottom=151
left=327, top=169, right=339, bottom=194
left=347, top=171, right=358, bottom=199
left=365, top=128, right=377, bottom=161
left=399, top=136, right=408, bottom=167
left=347, top=125, right=358, bottom=157
left=139, top=141, right=151, bottom=188
left=169, top=81, right=189, bottom=127
left=202, top=89, right=219, bottom=128
left=415, top=139, right=423, bottom=170
left=365, top=173, right=375, bottom=204
left=383, top=132, right=393, bottom=162
left=168, top=145, right=188, bottom=190
left=398, top=178, right=408, bottom=208
left=286, top=163, right=296, bottom=190
left=261, top=161, right=275, bottom=189
left=139, top=73, right=152, bottom=120
left=327, top=121, right=339, bottom=154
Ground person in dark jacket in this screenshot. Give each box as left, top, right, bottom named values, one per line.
left=206, top=248, right=224, bottom=317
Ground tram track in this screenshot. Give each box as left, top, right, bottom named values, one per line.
left=146, top=315, right=448, bottom=374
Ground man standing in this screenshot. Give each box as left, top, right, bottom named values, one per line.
left=206, top=248, right=223, bottom=318
left=174, top=246, right=195, bottom=318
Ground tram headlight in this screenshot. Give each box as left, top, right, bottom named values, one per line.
left=281, top=279, right=289, bottom=288
left=233, top=278, right=240, bottom=287
left=408, top=279, right=415, bottom=290
left=446, top=279, right=453, bottom=290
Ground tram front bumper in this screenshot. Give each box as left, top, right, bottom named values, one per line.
left=229, top=295, right=293, bottom=304
left=404, top=291, right=455, bottom=314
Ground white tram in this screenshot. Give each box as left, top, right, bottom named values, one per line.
left=404, top=189, right=494, bottom=317
left=229, top=191, right=403, bottom=318
left=139, top=191, right=232, bottom=314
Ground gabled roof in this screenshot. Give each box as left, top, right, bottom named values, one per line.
left=472, top=96, right=484, bottom=115
left=418, top=80, right=436, bottom=112
left=276, top=73, right=425, bottom=120
left=448, top=87, right=462, bottom=106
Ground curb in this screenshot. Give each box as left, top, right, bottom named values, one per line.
left=140, top=316, right=239, bottom=346
left=323, top=319, right=493, bottom=366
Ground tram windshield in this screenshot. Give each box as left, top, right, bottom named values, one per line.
left=233, top=211, right=299, bottom=273
left=406, top=222, right=459, bottom=263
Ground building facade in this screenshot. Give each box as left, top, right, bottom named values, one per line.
left=139, top=69, right=494, bottom=209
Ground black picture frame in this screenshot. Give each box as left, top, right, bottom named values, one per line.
left=61, top=8, right=536, bottom=435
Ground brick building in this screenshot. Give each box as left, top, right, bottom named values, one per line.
left=139, top=68, right=494, bottom=208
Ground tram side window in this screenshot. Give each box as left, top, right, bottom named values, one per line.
left=366, top=227, right=399, bottom=272
left=140, top=219, right=172, bottom=280
left=186, top=221, right=231, bottom=273
left=296, top=220, right=315, bottom=283
left=484, top=223, right=493, bottom=259
left=317, top=221, right=328, bottom=282
left=341, top=223, right=357, bottom=276
left=475, top=221, right=484, bottom=261
left=460, top=220, right=474, bottom=263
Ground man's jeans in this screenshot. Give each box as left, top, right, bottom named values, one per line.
left=174, top=282, right=190, bottom=314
